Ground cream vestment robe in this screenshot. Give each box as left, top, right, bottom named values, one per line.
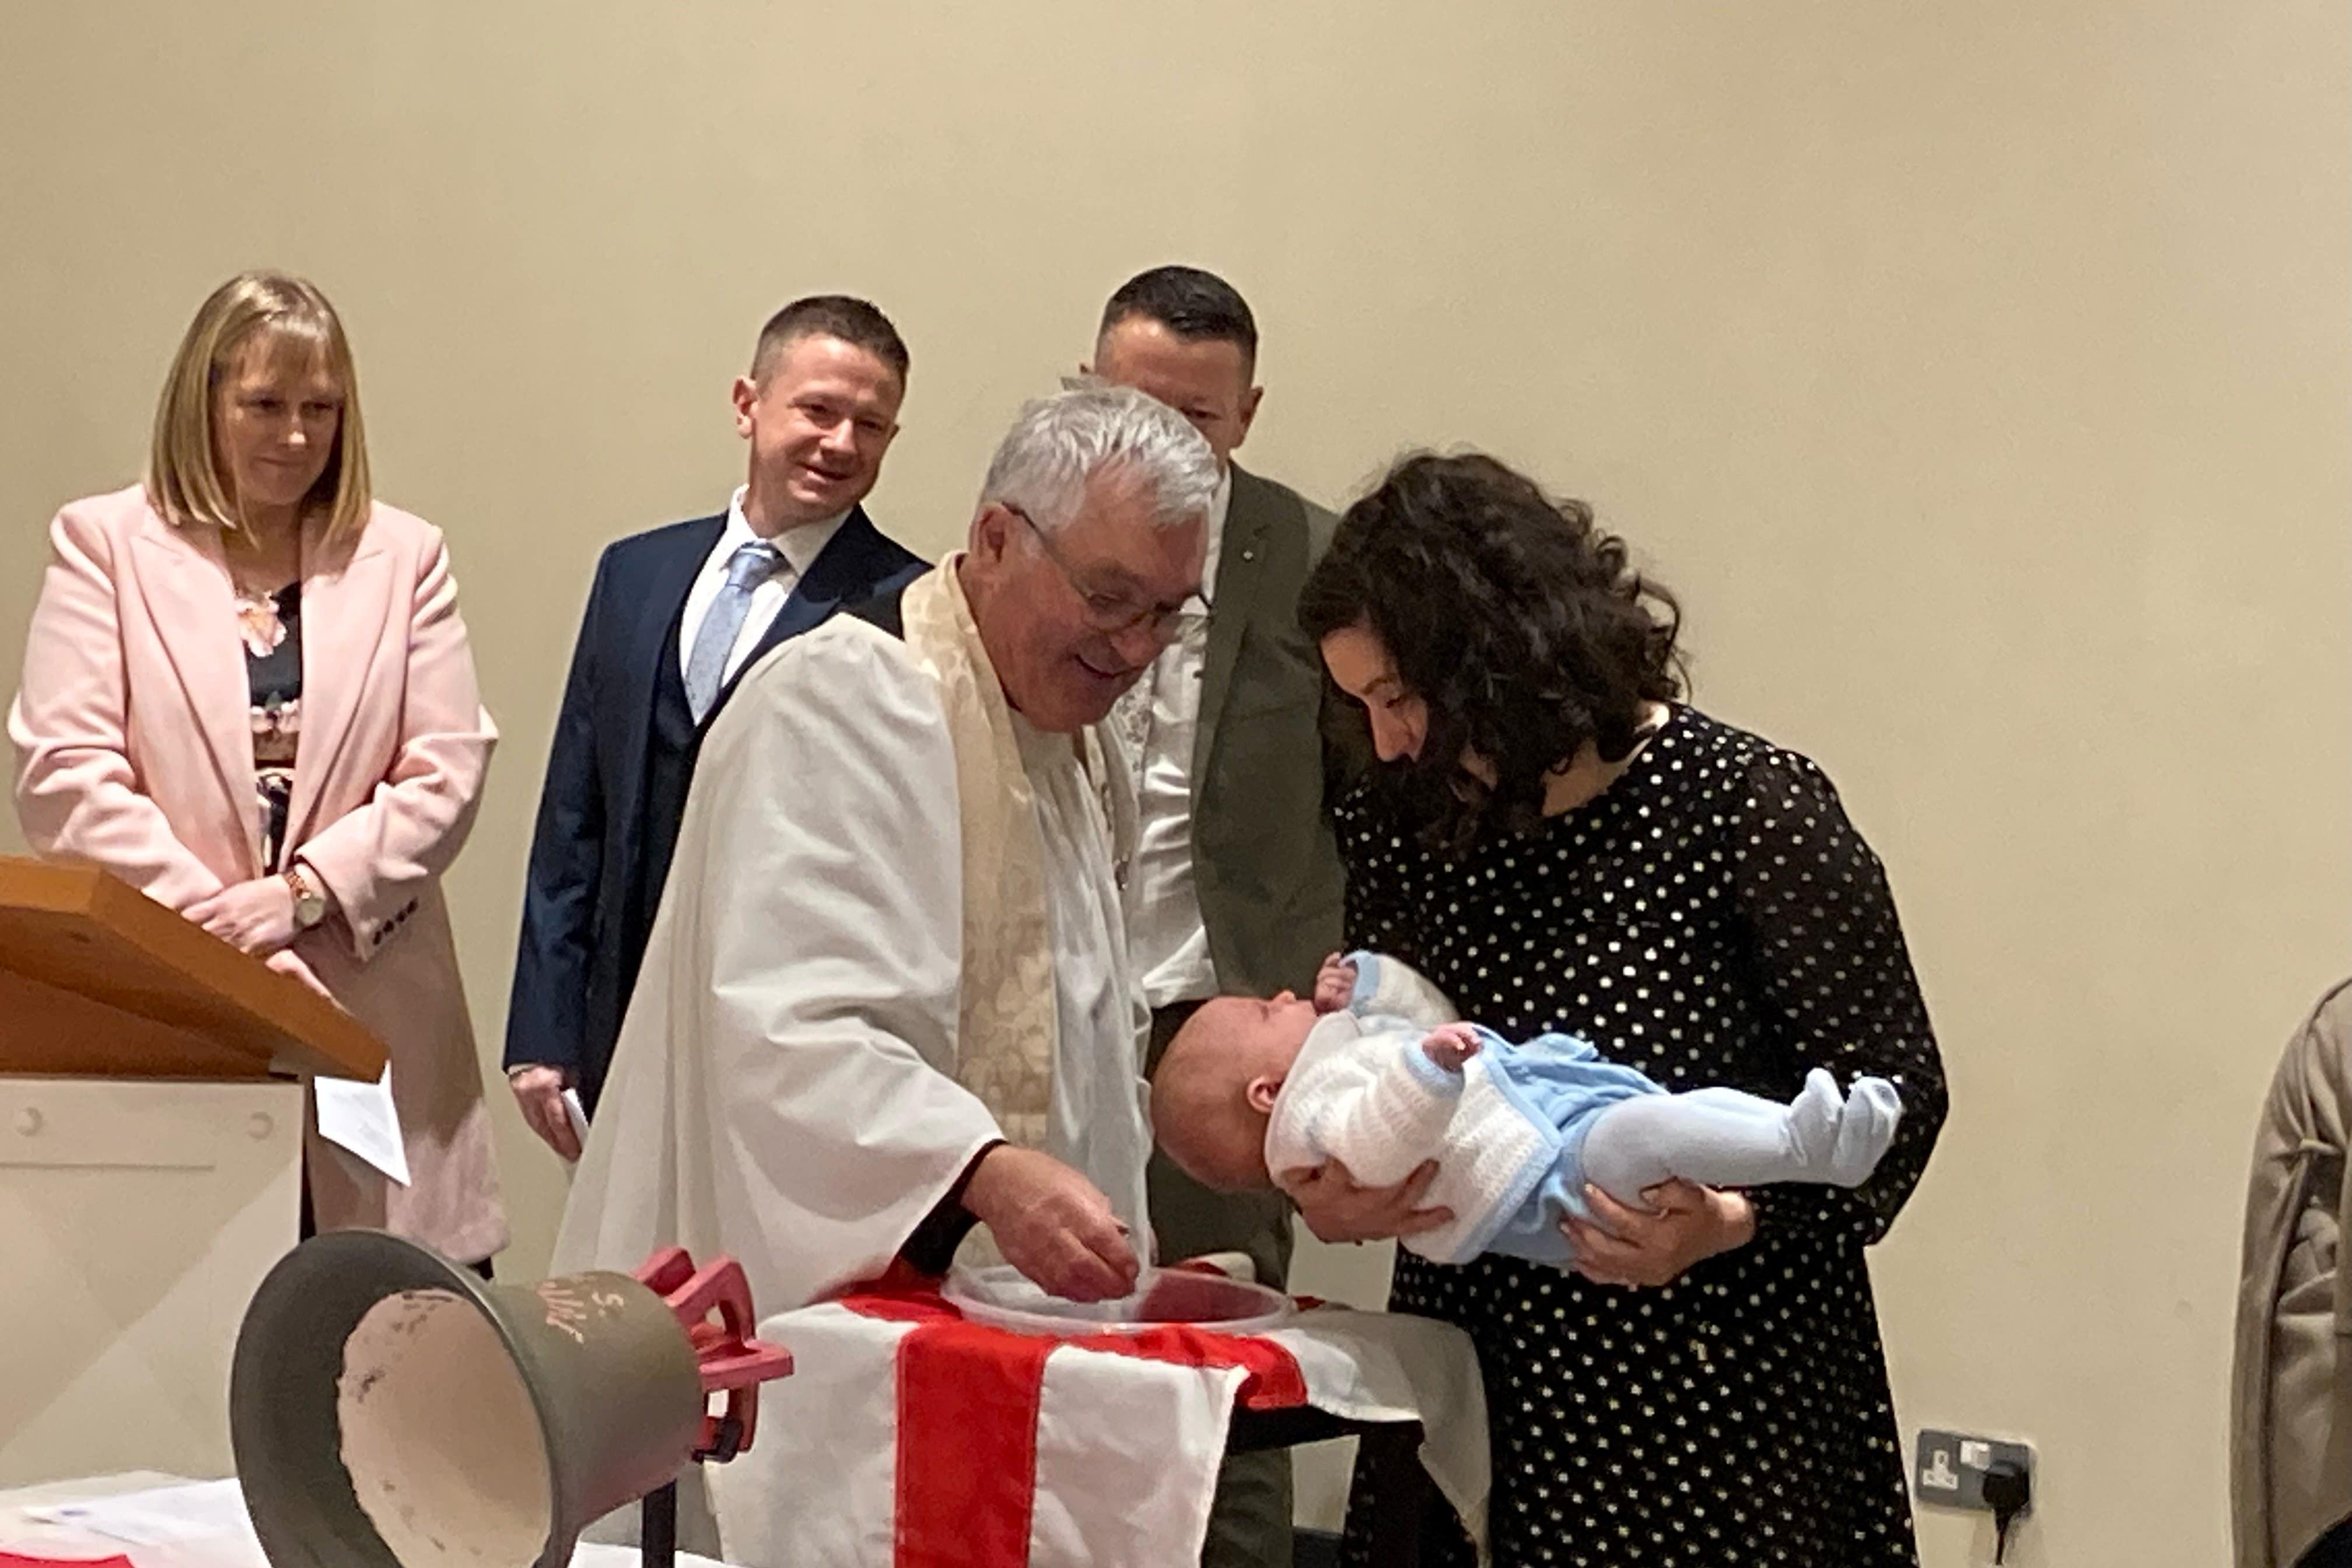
left=552, top=562, right=1150, bottom=1318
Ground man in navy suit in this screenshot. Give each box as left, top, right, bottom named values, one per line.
left=505, top=296, right=928, bottom=1157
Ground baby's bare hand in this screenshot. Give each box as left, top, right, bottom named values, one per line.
left=1313, top=952, right=1357, bottom=1013
left=1420, top=1024, right=1481, bottom=1072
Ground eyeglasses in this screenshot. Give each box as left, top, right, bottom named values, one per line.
left=1004, top=503, right=1212, bottom=639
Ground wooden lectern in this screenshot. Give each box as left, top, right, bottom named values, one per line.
left=0, top=858, right=389, bottom=1487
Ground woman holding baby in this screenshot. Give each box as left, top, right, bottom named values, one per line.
left=1292, top=453, right=1947, bottom=1567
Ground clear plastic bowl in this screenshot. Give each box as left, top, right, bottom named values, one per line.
left=941, top=1264, right=1295, bottom=1338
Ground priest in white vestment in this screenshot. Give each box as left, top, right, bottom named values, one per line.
left=554, top=383, right=1221, bottom=1315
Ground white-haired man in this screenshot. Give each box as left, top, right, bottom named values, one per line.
left=556, top=384, right=1218, bottom=1314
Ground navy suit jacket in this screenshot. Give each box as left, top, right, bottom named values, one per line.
left=504, top=506, right=927, bottom=1107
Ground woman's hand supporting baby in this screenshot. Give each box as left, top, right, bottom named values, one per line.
left=1278, top=1157, right=1454, bottom=1245
left=1562, top=1178, right=1755, bottom=1288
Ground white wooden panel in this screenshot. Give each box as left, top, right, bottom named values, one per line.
left=0, top=1076, right=300, bottom=1486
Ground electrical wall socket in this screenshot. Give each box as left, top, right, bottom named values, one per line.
left=1914, top=1429, right=2035, bottom=1511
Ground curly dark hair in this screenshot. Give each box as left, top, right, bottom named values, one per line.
left=1300, top=452, right=1685, bottom=849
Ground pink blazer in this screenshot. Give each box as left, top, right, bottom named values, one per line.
left=9, top=485, right=506, bottom=1262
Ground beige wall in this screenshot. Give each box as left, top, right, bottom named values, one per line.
left=4, top=4, right=2344, bottom=1561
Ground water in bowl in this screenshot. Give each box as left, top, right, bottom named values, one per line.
left=942, top=1265, right=1294, bottom=1338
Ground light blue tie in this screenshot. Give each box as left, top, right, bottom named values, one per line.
left=685, top=542, right=785, bottom=722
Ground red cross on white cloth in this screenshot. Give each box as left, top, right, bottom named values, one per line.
left=701, top=1280, right=1490, bottom=1567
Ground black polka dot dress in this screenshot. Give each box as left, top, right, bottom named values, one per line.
left=1335, top=707, right=1947, bottom=1567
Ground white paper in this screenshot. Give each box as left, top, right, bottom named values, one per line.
left=316, top=1064, right=410, bottom=1186
left=25, top=1478, right=260, bottom=1549
left=18, top=1479, right=733, bottom=1568
left=562, top=1088, right=590, bottom=1161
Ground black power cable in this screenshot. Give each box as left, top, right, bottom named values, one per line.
left=1982, top=1460, right=2031, bottom=1564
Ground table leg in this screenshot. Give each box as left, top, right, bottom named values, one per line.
left=1355, top=1423, right=1435, bottom=1568
left=641, top=1479, right=677, bottom=1568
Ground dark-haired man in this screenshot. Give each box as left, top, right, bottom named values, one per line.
left=1087, top=265, right=1345, bottom=1568
left=506, top=297, right=927, bottom=1154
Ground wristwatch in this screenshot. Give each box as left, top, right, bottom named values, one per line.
left=283, top=863, right=327, bottom=930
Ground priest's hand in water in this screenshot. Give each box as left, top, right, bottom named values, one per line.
left=1278, top=1157, right=1454, bottom=1245
left=963, top=1145, right=1142, bottom=1301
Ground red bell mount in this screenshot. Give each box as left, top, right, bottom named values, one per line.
left=632, top=1247, right=794, bottom=1462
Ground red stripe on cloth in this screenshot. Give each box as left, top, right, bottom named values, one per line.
left=894, top=1316, right=1055, bottom=1568
left=845, top=1290, right=961, bottom=1326
left=844, top=1256, right=956, bottom=1302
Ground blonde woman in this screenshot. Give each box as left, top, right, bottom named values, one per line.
left=9, top=271, right=505, bottom=1268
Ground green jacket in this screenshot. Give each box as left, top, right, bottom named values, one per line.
left=1185, top=463, right=1345, bottom=998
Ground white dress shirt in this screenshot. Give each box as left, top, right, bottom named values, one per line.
left=1016, top=710, right=1156, bottom=1239
left=676, top=485, right=849, bottom=685
left=1116, top=471, right=1233, bottom=1010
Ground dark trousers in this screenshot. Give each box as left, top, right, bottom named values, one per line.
left=1150, top=1003, right=1296, bottom=1568
left=2302, top=1517, right=2352, bottom=1568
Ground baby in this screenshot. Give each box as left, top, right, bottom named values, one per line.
left=1151, top=951, right=1904, bottom=1268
